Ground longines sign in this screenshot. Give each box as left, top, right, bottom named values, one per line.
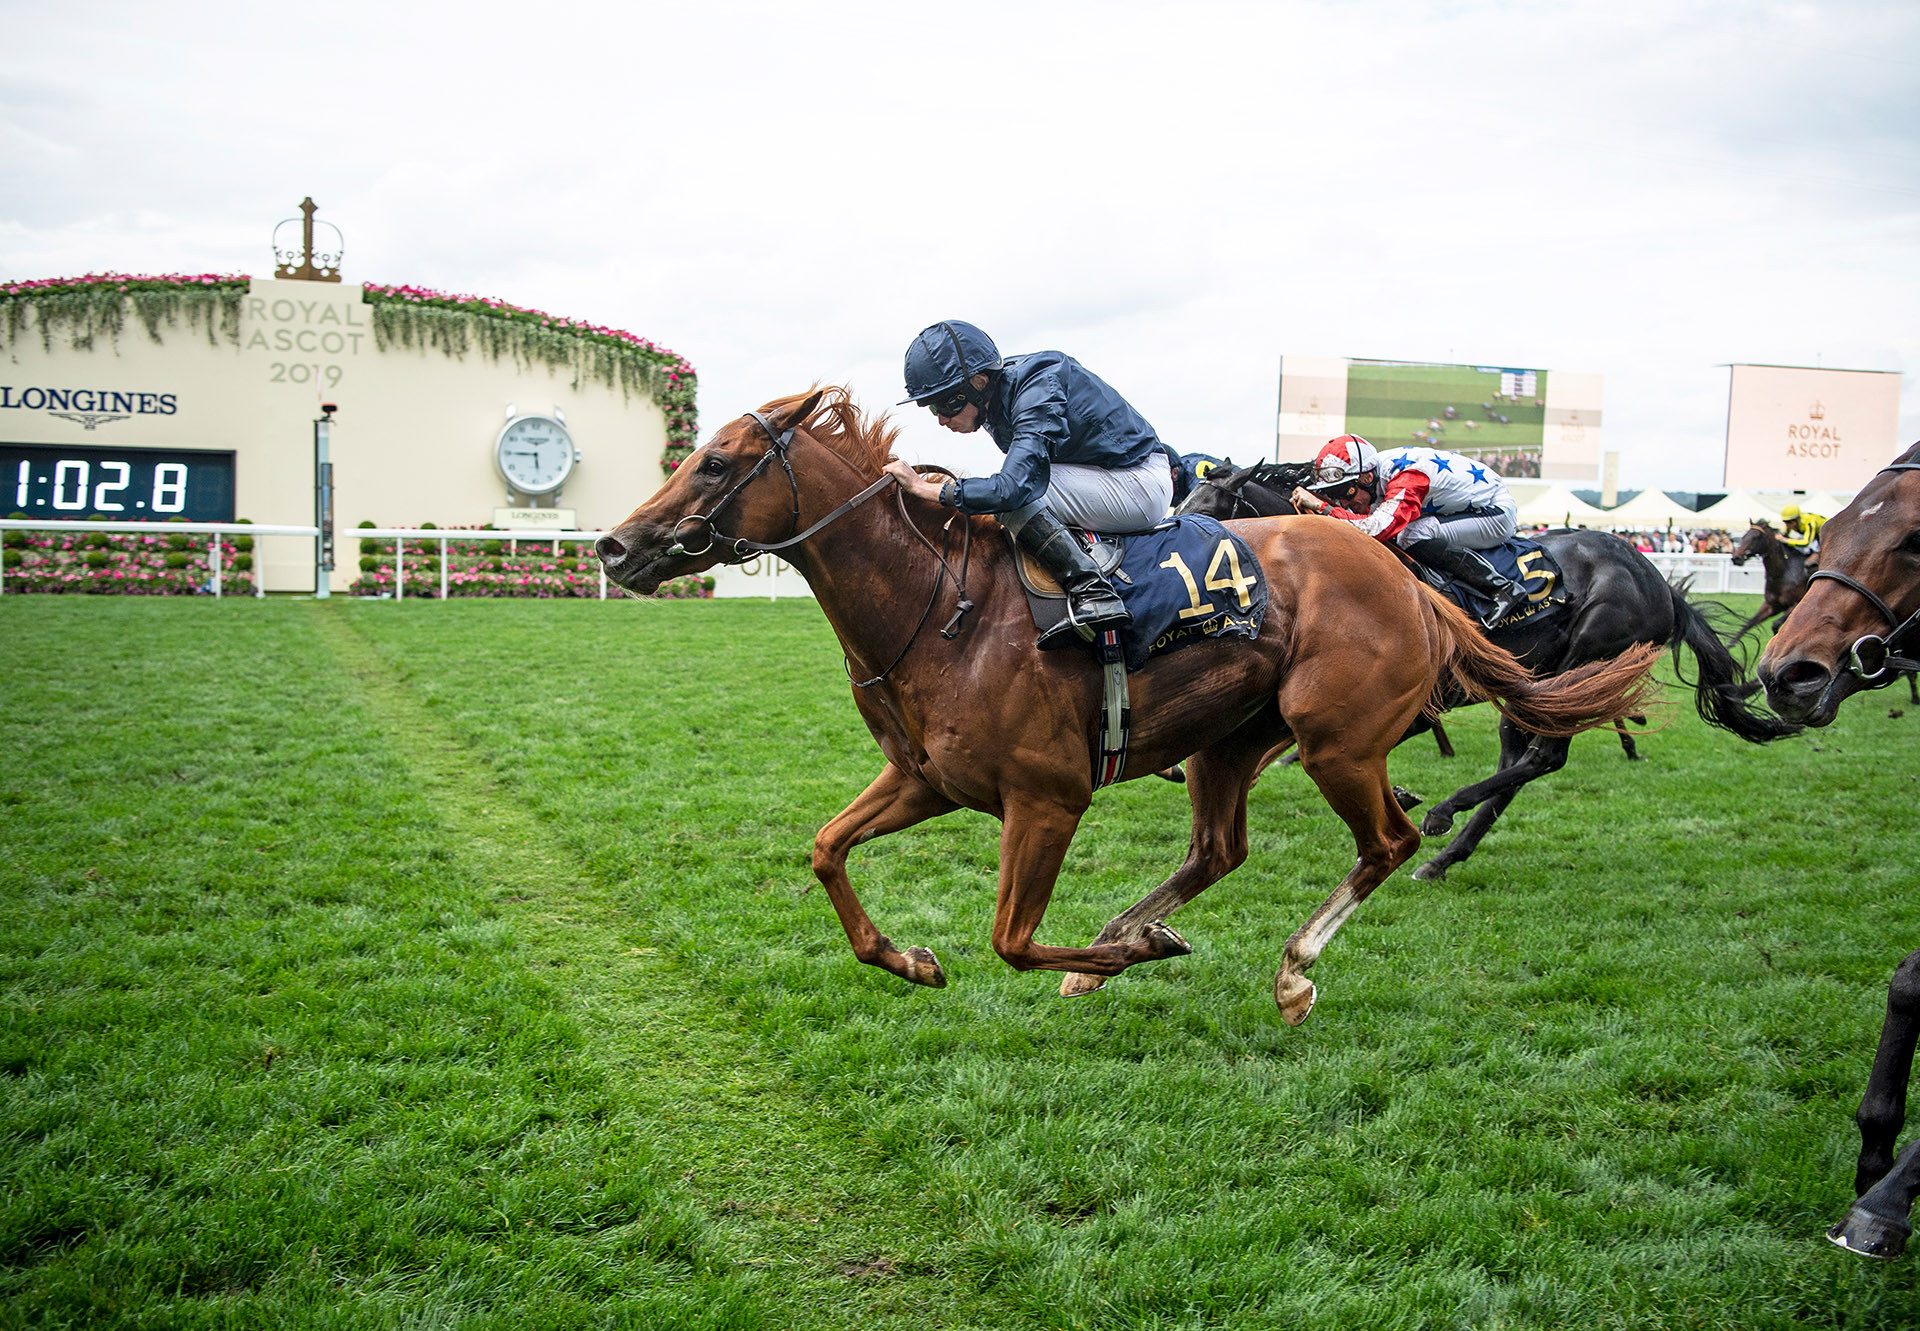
left=0, top=384, right=179, bottom=430
left=1724, top=364, right=1902, bottom=491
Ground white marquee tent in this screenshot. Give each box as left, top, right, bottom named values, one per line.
left=1514, top=484, right=1609, bottom=527
left=1592, top=488, right=1700, bottom=528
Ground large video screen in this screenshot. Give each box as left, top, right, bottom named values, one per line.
left=1276, top=356, right=1603, bottom=483
left=1345, top=361, right=1548, bottom=478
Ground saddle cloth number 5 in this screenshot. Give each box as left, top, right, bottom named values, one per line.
left=1161, top=539, right=1258, bottom=621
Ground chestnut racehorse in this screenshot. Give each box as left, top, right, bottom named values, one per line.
left=1760, top=442, right=1920, bottom=1257
left=596, top=388, right=1659, bottom=1021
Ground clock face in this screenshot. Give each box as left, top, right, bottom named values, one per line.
left=495, top=416, right=575, bottom=495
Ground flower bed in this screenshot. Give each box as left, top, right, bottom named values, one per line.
left=349, top=526, right=711, bottom=600
left=361, top=284, right=698, bottom=476
left=2, top=521, right=256, bottom=595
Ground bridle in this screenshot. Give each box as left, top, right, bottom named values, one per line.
left=663, top=410, right=973, bottom=687
left=1178, top=465, right=1309, bottom=520
left=1807, top=460, right=1920, bottom=685
left=665, top=410, right=893, bottom=563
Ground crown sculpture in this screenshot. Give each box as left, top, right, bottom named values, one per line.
left=272, top=197, right=344, bottom=283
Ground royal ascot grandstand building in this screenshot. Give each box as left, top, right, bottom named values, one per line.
left=0, top=201, right=696, bottom=593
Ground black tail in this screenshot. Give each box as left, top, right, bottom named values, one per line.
left=1667, top=582, right=1801, bottom=742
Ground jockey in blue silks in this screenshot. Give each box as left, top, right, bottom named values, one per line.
left=884, top=321, right=1173, bottom=647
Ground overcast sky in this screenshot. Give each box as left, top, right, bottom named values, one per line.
left=3, top=0, right=1915, bottom=492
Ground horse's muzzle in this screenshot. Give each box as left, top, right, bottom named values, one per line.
left=1759, top=654, right=1848, bottom=727
left=594, top=526, right=673, bottom=594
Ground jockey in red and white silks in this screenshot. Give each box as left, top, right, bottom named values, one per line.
left=1291, top=435, right=1527, bottom=629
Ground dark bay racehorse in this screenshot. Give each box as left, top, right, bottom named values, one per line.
left=1759, top=443, right=1920, bottom=1258
left=595, top=388, right=1660, bottom=1021
left=1729, top=521, right=1811, bottom=641
left=1181, top=461, right=1798, bottom=880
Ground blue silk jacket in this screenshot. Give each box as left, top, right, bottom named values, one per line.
left=946, top=351, right=1165, bottom=515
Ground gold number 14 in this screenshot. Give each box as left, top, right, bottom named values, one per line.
left=1161, top=539, right=1257, bottom=621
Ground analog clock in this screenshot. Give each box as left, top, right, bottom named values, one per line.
left=494, top=414, right=578, bottom=497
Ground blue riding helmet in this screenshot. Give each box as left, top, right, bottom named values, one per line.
left=900, top=320, right=1004, bottom=405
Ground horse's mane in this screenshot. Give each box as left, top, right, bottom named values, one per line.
left=756, top=385, right=899, bottom=476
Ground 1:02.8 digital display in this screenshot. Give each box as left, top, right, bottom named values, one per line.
left=1, top=443, right=236, bottom=523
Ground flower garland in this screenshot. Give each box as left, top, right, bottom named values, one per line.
left=362, top=284, right=698, bottom=476
left=0, top=273, right=250, bottom=352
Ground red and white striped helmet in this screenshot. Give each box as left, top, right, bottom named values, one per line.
left=1310, top=434, right=1380, bottom=495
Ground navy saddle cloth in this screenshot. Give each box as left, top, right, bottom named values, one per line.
left=1015, top=515, right=1268, bottom=670
left=1414, top=536, right=1568, bottom=630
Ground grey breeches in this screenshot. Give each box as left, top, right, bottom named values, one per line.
left=1000, top=456, right=1174, bottom=536
left=1397, top=502, right=1518, bottom=551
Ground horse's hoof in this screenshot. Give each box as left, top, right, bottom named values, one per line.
left=1419, top=809, right=1455, bottom=837
left=1392, top=784, right=1424, bottom=812
left=1060, top=972, right=1107, bottom=997
left=902, top=946, right=947, bottom=989
left=1412, top=860, right=1447, bottom=882
left=1828, top=1207, right=1910, bottom=1259
left=1143, top=919, right=1192, bottom=960
left=1275, top=975, right=1317, bottom=1026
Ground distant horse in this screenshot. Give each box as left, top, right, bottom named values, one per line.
left=1180, top=461, right=1798, bottom=880
left=1729, top=521, right=1811, bottom=641
left=1759, top=444, right=1920, bottom=1258
left=594, top=388, right=1659, bottom=1022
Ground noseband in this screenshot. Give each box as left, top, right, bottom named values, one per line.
left=1808, top=460, right=1920, bottom=685
left=665, top=410, right=895, bottom=563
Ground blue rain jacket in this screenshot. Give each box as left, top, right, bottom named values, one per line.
left=948, top=351, right=1165, bottom=515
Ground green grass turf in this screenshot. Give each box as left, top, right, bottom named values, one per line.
left=2, top=595, right=1917, bottom=1329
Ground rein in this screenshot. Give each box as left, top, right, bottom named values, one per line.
left=665, top=411, right=973, bottom=688
left=666, top=410, right=896, bottom=562
left=1809, top=460, right=1920, bottom=685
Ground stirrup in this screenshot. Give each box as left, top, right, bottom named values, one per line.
left=1038, top=590, right=1130, bottom=648
left=1480, top=590, right=1524, bottom=629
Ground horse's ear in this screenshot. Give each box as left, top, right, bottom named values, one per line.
left=771, top=389, right=825, bottom=435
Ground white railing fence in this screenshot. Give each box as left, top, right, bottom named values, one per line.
left=0, top=519, right=803, bottom=600
left=2, top=517, right=1764, bottom=601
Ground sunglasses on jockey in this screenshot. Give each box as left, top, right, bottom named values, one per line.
left=918, top=387, right=973, bottom=418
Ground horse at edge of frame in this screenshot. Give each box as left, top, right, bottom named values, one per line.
left=1760, top=441, right=1920, bottom=1259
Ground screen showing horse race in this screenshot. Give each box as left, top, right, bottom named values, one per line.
left=1276, top=356, right=1604, bottom=483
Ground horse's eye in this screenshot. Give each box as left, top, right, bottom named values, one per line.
left=698, top=456, right=728, bottom=477
left=1902, top=528, right=1920, bottom=556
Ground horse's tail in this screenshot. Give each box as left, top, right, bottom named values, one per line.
left=1666, top=580, right=1802, bottom=742
left=1420, top=588, right=1663, bottom=737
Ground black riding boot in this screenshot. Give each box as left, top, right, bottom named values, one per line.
left=1015, top=510, right=1131, bottom=648
left=1406, top=537, right=1527, bottom=630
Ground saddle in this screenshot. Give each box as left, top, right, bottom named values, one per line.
left=1404, top=536, right=1568, bottom=632
left=1008, top=516, right=1268, bottom=671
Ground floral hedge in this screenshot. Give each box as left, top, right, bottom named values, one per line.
left=0, top=273, right=697, bottom=479
left=361, top=284, right=698, bottom=476
left=349, top=524, right=711, bottom=600
left=0, top=273, right=250, bottom=352
left=2, top=520, right=256, bottom=595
